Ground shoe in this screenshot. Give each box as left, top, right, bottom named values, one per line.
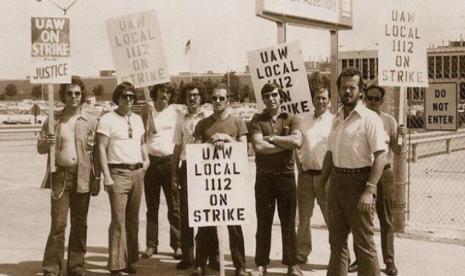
left=385, top=262, right=398, bottom=276
left=208, top=257, right=220, bottom=271
left=249, top=266, right=266, bottom=276
left=122, top=265, right=137, bottom=274
left=189, top=266, right=206, bottom=276
left=348, top=260, right=358, bottom=273
left=142, top=246, right=157, bottom=258
left=70, top=271, right=86, bottom=276
left=296, top=257, right=307, bottom=265
left=235, top=267, right=248, bottom=276
left=173, top=248, right=183, bottom=260
left=176, top=260, right=194, bottom=270
left=109, top=271, right=123, bottom=276
left=287, top=265, right=303, bottom=276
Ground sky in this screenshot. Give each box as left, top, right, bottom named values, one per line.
left=0, top=0, right=464, bottom=79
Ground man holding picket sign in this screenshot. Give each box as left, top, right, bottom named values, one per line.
left=190, top=83, right=248, bottom=276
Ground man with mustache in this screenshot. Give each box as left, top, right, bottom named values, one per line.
left=142, top=83, right=182, bottom=260
left=320, top=67, right=387, bottom=276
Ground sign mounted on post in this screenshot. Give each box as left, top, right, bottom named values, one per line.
left=378, top=1, right=428, bottom=87
left=425, top=83, right=458, bottom=131
left=247, top=41, right=313, bottom=116
left=106, top=10, right=169, bottom=88
left=30, top=16, right=71, bottom=84
left=186, top=143, right=252, bottom=227
left=256, top=0, right=352, bottom=29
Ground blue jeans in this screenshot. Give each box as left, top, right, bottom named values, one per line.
left=107, top=167, right=143, bottom=271
left=42, top=168, right=90, bottom=275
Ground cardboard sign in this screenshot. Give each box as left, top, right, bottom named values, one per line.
left=30, top=17, right=71, bottom=84
left=247, top=41, right=313, bottom=116
left=378, top=1, right=428, bottom=87
left=106, top=10, right=169, bottom=88
left=186, top=143, right=252, bottom=227
left=425, top=83, right=458, bottom=131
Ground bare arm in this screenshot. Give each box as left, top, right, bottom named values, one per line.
left=140, top=135, right=149, bottom=169
left=358, top=150, right=386, bottom=211
left=171, top=144, right=182, bottom=180
left=389, top=134, right=402, bottom=155
left=251, top=132, right=285, bottom=155
left=37, top=123, right=54, bottom=154
left=319, top=151, right=334, bottom=185
left=97, top=133, right=113, bottom=188
left=270, top=129, right=302, bottom=149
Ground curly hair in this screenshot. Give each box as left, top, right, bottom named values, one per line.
left=58, top=76, right=87, bottom=103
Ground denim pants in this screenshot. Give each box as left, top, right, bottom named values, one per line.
left=254, top=172, right=298, bottom=266
left=144, top=155, right=181, bottom=250
left=42, top=168, right=90, bottom=275
left=296, top=173, right=329, bottom=262
left=108, top=167, right=143, bottom=271
left=326, top=171, right=380, bottom=276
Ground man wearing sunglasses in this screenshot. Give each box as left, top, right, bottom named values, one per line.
left=190, top=83, right=248, bottom=276
left=142, top=83, right=182, bottom=260
left=97, top=82, right=149, bottom=276
left=249, top=82, right=303, bottom=276
left=295, top=72, right=333, bottom=265
left=37, top=76, right=100, bottom=276
left=347, top=85, right=402, bottom=276
left=320, top=67, right=387, bottom=276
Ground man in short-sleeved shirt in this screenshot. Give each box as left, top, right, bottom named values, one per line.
left=249, top=83, right=303, bottom=276
left=190, top=84, right=248, bottom=276
left=320, top=68, right=387, bottom=276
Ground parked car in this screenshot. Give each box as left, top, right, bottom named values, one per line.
left=0, top=109, right=47, bottom=125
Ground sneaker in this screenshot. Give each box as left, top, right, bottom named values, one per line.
left=287, top=265, right=303, bottom=276
left=176, top=260, right=194, bottom=270
left=348, top=260, right=358, bottom=273
left=142, top=246, right=157, bottom=258
left=385, top=262, right=398, bottom=276
left=249, top=266, right=266, bottom=276
left=173, top=248, right=183, bottom=260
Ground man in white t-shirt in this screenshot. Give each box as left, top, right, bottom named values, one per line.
left=142, top=83, right=182, bottom=259
left=97, top=82, right=149, bottom=276
left=296, top=72, right=333, bottom=264
left=348, top=85, right=402, bottom=276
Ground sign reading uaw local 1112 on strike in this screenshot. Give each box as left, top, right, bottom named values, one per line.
left=186, top=143, right=252, bottom=227
left=31, top=16, right=71, bottom=84
left=378, top=0, right=428, bottom=87
left=247, top=41, right=313, bottom=117
left=106, top=10, right=169, bottom=88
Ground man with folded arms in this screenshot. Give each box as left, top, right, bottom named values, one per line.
left=320, top=67, right=387, bottom=276
left=97, top=82, right=149, bottom=276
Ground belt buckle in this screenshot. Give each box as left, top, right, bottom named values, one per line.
left=128, top=164, right=137, bottom=171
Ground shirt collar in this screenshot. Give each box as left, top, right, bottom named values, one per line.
left=186, top=110, right=205, bottom=119
left=337, top=101, right=368, bottom=119
left=56, top=106, right=88, bottom=122
left=262, top=109, right=289, bottom=120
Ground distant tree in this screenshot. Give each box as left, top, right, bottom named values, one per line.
left=5, top=83, right=18, bottom=98
left=93, top=84, right=104, bottom=99
left=0, top=94, right=5, bottom=100
left=31, top=85, right=42, bottom=99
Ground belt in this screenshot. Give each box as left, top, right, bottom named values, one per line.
left=108, top=163, right=143, bottom=171
left=384, top=164, right=391, bottom=170
left=258, top=170, right=294, bottom=176
left=334, top=166, right=371, bottom=174
left=56, top=165, right=78, bottom=173
left=149, top=154, right=172, bottom=163
left=302, top=169, right=322, bottom=175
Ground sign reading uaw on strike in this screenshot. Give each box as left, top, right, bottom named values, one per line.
left=106, top=10, right=169, bottom=88
left=31, top=16, right=71, bottom=84
left=378, top=1, right=428, bottom=87
left=186, top=143, right=252, bottom=227
left=247, top=41, right=313, bottom=116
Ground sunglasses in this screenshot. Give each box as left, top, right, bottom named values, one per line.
left=66, top=91, right=82, bottom=97
left=120, top=94, right=135, bottom=100
left=126, top=117, right=133, bottom=138
left=262, top=92, right=279, bottom=99
left=366, top=96, right=382, bottom=102
left=211, top=95, right=227, bottom=102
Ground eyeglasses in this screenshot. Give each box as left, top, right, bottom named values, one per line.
left=126, top=117, right=133, bottom=138
left=120, top=94, right=135, bottom=100
left=189, top=93, right=200, bottom=98
left=366, top=96, right=382, bottom=102
left=211, top=95, right=227, bottom=102
left=262, top=92, right=279, bottom=99
left=66, top=91, right=82, bottom=97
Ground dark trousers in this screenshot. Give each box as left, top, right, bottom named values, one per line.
left=376, top=168, right=395, bottom=265
left=178, top=161, right=194, bottom=263
left=195, top=226, right=246, bottom=269
left=327, top=171, right=380, bottom=276
left=108, top=168, right=143, bottom=271
left=43, top=169, right=90, bottom=275
left=254, top=172, right=298, bottom=266
left=144, top=154, right=181, bottom=250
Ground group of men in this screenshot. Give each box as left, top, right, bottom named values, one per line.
left=37, top=66, right=402, bottom=276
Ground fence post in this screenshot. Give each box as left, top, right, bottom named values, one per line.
left=446, top=139, right=452, bottom=154
left=393, top=87, right=407, bottom=232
